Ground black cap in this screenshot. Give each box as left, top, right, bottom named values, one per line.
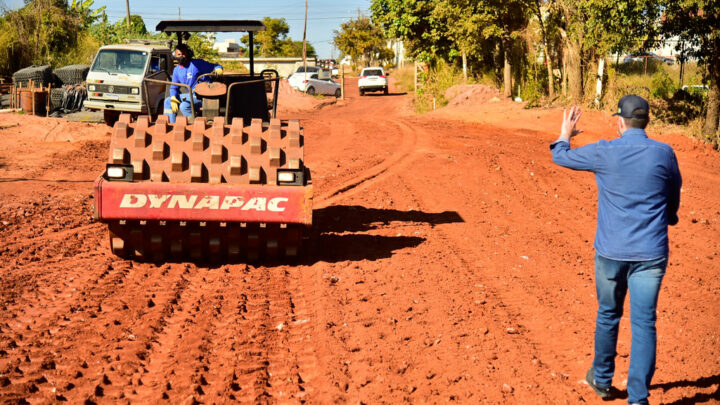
left=613, top=94, right=649, bottom=118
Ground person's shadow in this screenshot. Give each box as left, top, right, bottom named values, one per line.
left=650, top=373, right=720, bottom=404
left=306, top=205, right=464, bottom=263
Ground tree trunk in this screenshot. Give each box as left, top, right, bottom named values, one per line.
left=562, top=49, right=567, bottom=97
left=462, top=51, right=467, bottom=82
left=503, top=42, right=512, bottom=98
left=533, top=0, right=554, bottom=98
left=703, top=60, right=720, bottom=139
left=544, top=44, right=555, bottom=99
left=566, top=39, right=583, bottom=103
left=594, top=57, right=605, bottom=107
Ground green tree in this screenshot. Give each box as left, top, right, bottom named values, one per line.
left=187, top=33, right=220, bottom=62
left=70, top=0, right=105, bottom=28
left=241, top=17, right=289, bottom=56
left=551, top=0, right=660, bottom=102
left=88, top=14, right=149, bottom=44
left=0, top=0, right=91, bottom=74
left=662, top=0, right=720, bottom=142
left=278, top=39, right=316, bottom=57
left=333, top=14, right=394, bottom=66
left=432, top=0, right=484, bottom=80
left=240, top=17, right=314, bottom=57
left=371, top=0, right=451, bottom=61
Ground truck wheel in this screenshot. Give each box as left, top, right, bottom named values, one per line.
left=335, top=88, right=341, bottom=98
left=359, top=90, right=364, bottom=96
left=307, top=86, right=316, bottom=96
left=104, top=110, right=120, bottom=126
left=384, top=87, right=389, bottom=95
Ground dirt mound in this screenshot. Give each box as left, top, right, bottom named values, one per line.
left=444, top=84, right=501, bottom=106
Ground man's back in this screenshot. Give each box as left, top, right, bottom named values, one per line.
left=552, top=102, right=682, bottom=405
left=551, top=128, right=682, bottom=261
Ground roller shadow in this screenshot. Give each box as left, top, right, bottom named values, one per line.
left=650, top=373, right=720, bottom=405
left=122, top=205, right=463, bottom=267
left=305, top=205, right=464, bottom=263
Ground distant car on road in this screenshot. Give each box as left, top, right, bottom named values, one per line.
left=622, top=52, right=674, bottom=64
left=358, top=67, right=388, bottom=96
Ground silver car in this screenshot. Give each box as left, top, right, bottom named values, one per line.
left=290, top=69, right=341, bottom=97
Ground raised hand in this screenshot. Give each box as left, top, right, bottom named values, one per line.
left=560, top=106, right=584, bottom=140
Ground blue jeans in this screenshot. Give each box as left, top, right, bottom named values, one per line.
left=163, top=93, right=200, bottom=123
left=592, top=253, right=667, bottom=404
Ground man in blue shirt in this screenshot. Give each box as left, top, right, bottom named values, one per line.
left=163, top=43, right=223, bottom=123
left=551, top=95, right=681, bottom=405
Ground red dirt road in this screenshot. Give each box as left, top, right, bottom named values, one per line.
left=1, top=79, right=719, bottom=404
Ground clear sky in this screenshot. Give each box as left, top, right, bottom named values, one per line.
left=1, top=0, right=371, bottom=58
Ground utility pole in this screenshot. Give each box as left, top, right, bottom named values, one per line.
left=302, top=0, right=308, bottom=76
left=341, top=65, right=345, bottom=100
left=125, top=0, right=131, bottom=29
left=178, top=7, right=181, bottom=19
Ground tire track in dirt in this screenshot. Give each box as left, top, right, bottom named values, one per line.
left=0, top=258, right=137, bottom=403
left=225, top=264, right=319, bottom=403
left=315, top=119, right=419, bottom=208
left=359, top=117, right=587, bottom=402
left=125, top=263, right=230, bottom=403
left=0, top=260, right=200, bottom=403
left=111, top=262, right=325, bottom=404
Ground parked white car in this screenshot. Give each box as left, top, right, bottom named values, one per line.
left=287, top=66, right=322, bottom=91
left=289, top=69, right=341, bottom=97
left=358, top=67, right=388, bottom=95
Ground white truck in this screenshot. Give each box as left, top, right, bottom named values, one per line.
left=84, top=41, right=174, bottom=125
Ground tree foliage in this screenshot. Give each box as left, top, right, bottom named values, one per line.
left=333, top=14, right=394, bottom=66
left=661, top=0, right=720, bottom=138
left=88, top=13, right=148, bottom=45
left=240, top=17, right=316, bottom=58
left=370, top=0, right=449, bottom=61
left=0, top=0, right=101, bottom=74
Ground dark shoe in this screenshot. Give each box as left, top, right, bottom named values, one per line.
left=585, top=368, right=612, bottom=399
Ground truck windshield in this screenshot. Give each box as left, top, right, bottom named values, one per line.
left=91, top=50, right=148, bottom=75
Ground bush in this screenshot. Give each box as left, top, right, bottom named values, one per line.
left=391, top=65, right=415, bottom=94
left=650, top=69, right=676, bottom=99
left=519, top=62, right=547, bottom=107
left=221, top=60, right=249, bottom=74
left=414, top=60, right=465, bottom=113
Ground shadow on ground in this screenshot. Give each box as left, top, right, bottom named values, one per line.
left=307, top=205, right=464, bottom=263
left=651, top=373, right=720, bottom=405
left=112, top=205, right=464, bottom=267
left=361, top=92, right=407, bottom=97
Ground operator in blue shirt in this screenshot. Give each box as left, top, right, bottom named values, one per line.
left=164, top=43, right=223, bottom=123
left=551, top=95, right=681, bottom=405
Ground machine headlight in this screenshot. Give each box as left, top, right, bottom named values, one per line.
left=277, top=172, right=295, bottom=183
left=107, top=167, right=126, bottom=178
left=277, top=169, right=304, bottom=186
left=105, top=164, right=133, bottom=181
left=88, top=84, right=96, bottom=91
left=131, top=87, right=139, bottom=94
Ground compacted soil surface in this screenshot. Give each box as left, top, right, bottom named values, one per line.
left=0, top=79, right=718, bottom=404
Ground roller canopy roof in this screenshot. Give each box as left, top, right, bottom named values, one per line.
left=156, top=20, right=266, bottom=33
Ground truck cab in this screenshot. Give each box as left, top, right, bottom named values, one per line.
left=84, top=42, right=174, bottom=125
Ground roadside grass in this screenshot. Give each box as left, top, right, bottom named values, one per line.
left=221, top=60, right=249, bottom=74
left=602, top=61, right=708, bottom=141
left=414, top=60, right=468, bottom=114
left=399, top=57, right=712, bottom=145
left=392, top=65, right=415, bottom=94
